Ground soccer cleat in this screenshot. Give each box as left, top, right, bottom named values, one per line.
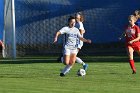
left=60, top=73, right=65, bottom=77
left=83, top=64, right=88, bottom=71
left=132, top=70, right=136, bottom=74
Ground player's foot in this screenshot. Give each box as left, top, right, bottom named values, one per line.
left=60, top=73, right=65, bottom=77
left=132, top=70, right=136, bottom=74
left=83, top=64, right=88, bottom=71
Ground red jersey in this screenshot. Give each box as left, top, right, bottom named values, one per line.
left=125, top=24, right=140, bottom=45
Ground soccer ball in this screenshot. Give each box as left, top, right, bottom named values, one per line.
left=77, top=69, right=86, bottom=76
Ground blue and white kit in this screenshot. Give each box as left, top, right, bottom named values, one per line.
left=75, top=21, right=85, bottom=49
left=59, top=26, right=82, bottom=55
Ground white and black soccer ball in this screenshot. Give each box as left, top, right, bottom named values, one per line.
left=77, top=69, right=86, bottom=76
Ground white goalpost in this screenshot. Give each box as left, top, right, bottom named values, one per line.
left=3, top=0, right=16, bottom=58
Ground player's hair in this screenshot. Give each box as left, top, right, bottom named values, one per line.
left=128, top=15, right=137, bottom=22
left=68, top=16, right=75, bottom=23
left=75, top=12, right=84, bottom=22
left=133, top=10, right=140, bottom=18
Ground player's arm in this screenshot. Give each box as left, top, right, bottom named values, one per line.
left=53, top=31, right=61, bottom=43
left=79, top=37, right=91, bottom=43
left=129, top=27, right=140, bottom=44
left=79, top=29, right=85, bottom=35
left=79, top=22, right=85, bottom=35
left=118, top=32, right=126, bottom=40
left=77, top=30, right=91, bottom=43
left=129, top=33, right=140, bottom=44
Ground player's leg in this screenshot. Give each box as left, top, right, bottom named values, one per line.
left=76, top=57, right=88, bottom=70
left=76, top=56, right=85, bottom=65
left=76, top=49, right=85, bottom=65
left=126, top=46, right=136, bottom=74
left=61, top=56, right=64, bottom=64
left=76, top=48, right=88, bottom=70
left=61, top=48, right=88, bottom=70
left=60, top=49, right=74, bottom=76
left=61, top=53, right=88, bottom=68
left=60, top=55, right=71, bottom=76
left=69, top=53, right=77, bottom=66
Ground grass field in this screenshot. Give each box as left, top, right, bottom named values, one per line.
left=0, top=58, right=140, bottom=93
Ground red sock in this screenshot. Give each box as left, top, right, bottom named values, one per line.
left=129, top=59, right=136, bottom=71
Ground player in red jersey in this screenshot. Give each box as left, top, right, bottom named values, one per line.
left=119, top=10, right=140, bottom=40
left=125, top=15, right=140, bottom=74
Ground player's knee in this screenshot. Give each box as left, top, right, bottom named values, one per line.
left=64, top=61, right=69, bottom=65
left=69, top=61, right=75, bottom=65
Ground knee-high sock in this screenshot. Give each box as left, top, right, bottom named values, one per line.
left=129, top=59, right=136, bottom=71
left=61, top=65, right=72, bottom=75
left=61, top=57, right=64, bottom=63
left=76, top=57, right=85, bottom=65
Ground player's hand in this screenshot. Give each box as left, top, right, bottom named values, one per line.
left=118, top=37, right=122, bottom=40
left=53, top=37, right=57, bottom=43
left=128, top=41, right=133, bottom=44
left=87, top=39, right=91, bottom=43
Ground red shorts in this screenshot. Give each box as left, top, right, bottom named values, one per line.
left=126, top=42, right=140, bottom=51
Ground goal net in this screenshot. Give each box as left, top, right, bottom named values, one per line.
left=3, top=0, right=140, bottom=58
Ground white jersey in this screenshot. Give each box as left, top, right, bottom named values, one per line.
left=75, top=22, right=85, bottom=33
left=59, top=26, right=82, bottom=49
left=75, top=22, right=85, bottom=49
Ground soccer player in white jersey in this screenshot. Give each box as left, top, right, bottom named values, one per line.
left=60, top=12, right=89, bottom=70
left=53, top=16, right=91, bottom=76
left=75, top=12, right=88, bottom=70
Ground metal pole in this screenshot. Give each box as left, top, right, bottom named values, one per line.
left=11, top=0, right=16, bottom=58
left=2, top=0, right=6, bottom=58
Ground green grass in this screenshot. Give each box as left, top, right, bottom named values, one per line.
left=0, top=60, right=140, bottom=93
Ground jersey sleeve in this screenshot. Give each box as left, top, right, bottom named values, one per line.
left=59, top=27, right=67, bottom=34
left=79, top=22, right=85, bottom=31
left=77, top=29, right=82, bottom=38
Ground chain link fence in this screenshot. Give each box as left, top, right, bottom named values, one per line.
left=3, top=0, right=140, bottom=57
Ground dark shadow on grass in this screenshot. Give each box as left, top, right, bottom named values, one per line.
left=1, top=56, right=140, bottom=64
left=0, top=59, right=58, bottom=64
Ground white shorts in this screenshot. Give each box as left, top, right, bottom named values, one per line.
left=77, top=41, right=83, bottom=49
left=63, top=48, right=78, bottom=55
